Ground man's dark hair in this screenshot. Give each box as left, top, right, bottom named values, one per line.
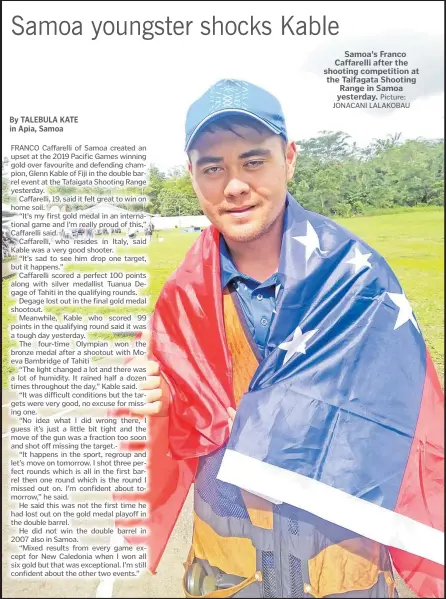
left=187, top=114, right=287, bottom=155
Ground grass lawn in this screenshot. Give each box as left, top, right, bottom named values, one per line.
left=2, top=207, right=444, bottom=387
left=147, top=208, right=444, bottom=379
left=147, top=231, right=202, bottom=312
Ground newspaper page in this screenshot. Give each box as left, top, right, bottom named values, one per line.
left=2, top=1, right=444, bottom=598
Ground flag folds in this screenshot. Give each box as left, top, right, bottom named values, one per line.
left=116, top=195, right=444, bottom=598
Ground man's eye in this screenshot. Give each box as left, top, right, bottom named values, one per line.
left=204, top=166, right=221, bottom=174
left=245, top=160, right=265, bottom=168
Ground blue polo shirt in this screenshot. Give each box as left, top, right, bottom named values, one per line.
left=220, top=236, right=280, bottom=358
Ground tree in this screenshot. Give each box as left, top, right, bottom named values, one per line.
left=296, top=131, right=353, bottom=163
left=164, top=166, right=196, bottom=200
left=158, top=188, right=202, bottom=217
left=369, top=133, right=402, bottom=155
left=40, top=133, right=445, bottom=219
left=146, top=164, right=167, bottom=214
left=290, top=133, right=444, bottom=217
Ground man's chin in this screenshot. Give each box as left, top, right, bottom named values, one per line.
left=221, top=222, right=265, bottom=243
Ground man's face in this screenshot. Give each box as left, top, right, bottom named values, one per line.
left=188, top=124, right=297, bottom=243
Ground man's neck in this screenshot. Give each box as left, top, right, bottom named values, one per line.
left=223, top=207, right=285, bottom=283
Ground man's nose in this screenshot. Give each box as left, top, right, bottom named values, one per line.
left=224, top=177, right=250, bottom=198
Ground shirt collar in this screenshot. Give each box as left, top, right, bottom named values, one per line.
left=220, top=235, right=242, bottom=289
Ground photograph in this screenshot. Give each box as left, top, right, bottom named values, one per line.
left=2, top=2, right=444, bottom=598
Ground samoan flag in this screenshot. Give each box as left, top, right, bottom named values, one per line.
left=115, top=194, right=444, bottom=598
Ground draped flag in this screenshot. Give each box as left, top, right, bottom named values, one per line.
left=113, top=194, right=444, bottom=598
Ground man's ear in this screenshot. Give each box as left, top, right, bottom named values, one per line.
left=187, top=159, right=193, bottom=176
left=285, top=141, right=298, bottom=181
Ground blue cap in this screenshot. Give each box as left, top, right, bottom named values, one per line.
left=185, top=79, right=288, bottom=151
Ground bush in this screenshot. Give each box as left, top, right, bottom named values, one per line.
left=332, top=203, right=352, bottom=217
left=352, top=201, right=365, bottom=214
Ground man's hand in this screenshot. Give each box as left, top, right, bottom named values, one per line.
left=227, top=407, right=236, bottom=432
left=130, top=328, right=170, bottom=417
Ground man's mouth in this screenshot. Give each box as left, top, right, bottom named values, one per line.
left=225, top=205, right=255, bottom=215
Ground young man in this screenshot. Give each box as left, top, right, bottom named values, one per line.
left=131, top=80, right=443, bottom=598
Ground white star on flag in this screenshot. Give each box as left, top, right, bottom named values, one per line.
left=278, top=326, right=319, bottom=364
left=387, top=292, right=420, bottom=332
left=345, top=246, right=373, bottom=274
left=293, top=221, right=328, bottom=262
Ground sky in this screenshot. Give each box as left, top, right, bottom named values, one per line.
left=2, top=1, right=444, bottom=173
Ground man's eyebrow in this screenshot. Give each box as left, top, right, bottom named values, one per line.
left=196, top=155, right=223, bottom=167
left=195, top=148, right=271, bottom=166
left=238, top=148, right=272, bottom=159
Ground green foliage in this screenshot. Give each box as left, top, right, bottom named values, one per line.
left=291, top=132, right=444, bottom=217
left=12, top=132, right=442, bottom=217
left=145, top=164, right=167, bottom=213
left=297, top=130, right=353, bottom=162
left=157, top=166, right=202, bottom=216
